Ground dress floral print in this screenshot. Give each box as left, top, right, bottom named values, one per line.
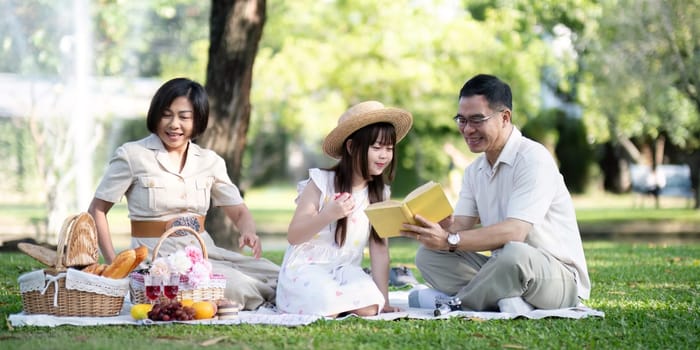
left=276, top=169, right=386, bottom=316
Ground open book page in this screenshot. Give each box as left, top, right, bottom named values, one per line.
left=364, top=181, right=453, bottom=238
left=404, top=182, right=453, bottom=223
left=404, top=181, right=440, bottom=201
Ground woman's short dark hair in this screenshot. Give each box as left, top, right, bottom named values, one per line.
left=146, top=78, right=209, bottom=139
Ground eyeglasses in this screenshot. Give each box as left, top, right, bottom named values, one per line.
left=453, top=109, right=504, bottom=128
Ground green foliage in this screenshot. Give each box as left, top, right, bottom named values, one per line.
left=93, top=0, right=210, bottom=80
left=4, top=0, right=700, bottom=206
left=555, top=112, right=593, bottom=193
left=0, top=118, right=39, bottom=195
left=1, top=0, right=209, bottom=80
left=248, top=0, right=581, bottom=191
left=0, top=0, right=68, bottom=75
left=580, top=0, right=700, bottom=148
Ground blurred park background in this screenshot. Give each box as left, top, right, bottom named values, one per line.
left=0, top=0, right=698, bottom=250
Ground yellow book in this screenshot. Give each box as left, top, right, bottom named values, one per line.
left=364, top=181, right=453, bottom=238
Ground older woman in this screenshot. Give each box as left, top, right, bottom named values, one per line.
left=88, top=77, right=279, bottom=310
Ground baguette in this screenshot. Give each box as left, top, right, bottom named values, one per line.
left=129, top=245, right=149, bottom=272
left=82, top=263, right=103, bottom=275
left=102, top=249, right=136, bottom=279
left=94, top=263, right=108, bottom=275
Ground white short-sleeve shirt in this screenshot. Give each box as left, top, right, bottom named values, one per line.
left=454, top=127, right=591, bottom=299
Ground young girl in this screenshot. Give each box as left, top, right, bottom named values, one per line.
left=276, top=101, right=413, bottom=317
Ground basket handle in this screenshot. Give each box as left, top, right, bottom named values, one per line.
left=54, top=213, right=83, bottom=270
left=151, top=226, right=208, bottom=262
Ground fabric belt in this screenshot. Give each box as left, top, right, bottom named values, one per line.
left=130, top=215, right=206, bottom=238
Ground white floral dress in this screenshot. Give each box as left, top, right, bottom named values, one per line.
left=276, top=169, right=386, bottom=316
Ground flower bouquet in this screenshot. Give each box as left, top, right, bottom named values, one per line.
left=129, top=226, right=225, bottom=304
left=150, top=245, right=213, bottom=288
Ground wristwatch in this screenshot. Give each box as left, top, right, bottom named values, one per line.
left=447, top=232, right=461, bottom=252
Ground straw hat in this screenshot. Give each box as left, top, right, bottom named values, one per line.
left=322, top=101, right=413, bottom=159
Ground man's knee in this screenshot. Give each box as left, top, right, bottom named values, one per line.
left=491, top=241, right=534, bottom=270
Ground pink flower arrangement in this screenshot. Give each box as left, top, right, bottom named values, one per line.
left=149, top=245, right=212, bottom=288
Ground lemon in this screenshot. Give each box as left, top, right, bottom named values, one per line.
left=130, top=303, right=153, bottom=320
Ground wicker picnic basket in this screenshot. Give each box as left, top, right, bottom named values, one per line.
left=18, top=213, right=129, bottom=317
left=129, top=226, right=226, bottom=304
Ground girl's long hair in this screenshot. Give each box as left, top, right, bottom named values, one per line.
left=327, top=122, right=397, bottom=246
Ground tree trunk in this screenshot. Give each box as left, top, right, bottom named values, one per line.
left=198, top=0, right=266, bottom=250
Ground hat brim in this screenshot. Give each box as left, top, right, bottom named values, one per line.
left=322, top=107, right=413, bottom=159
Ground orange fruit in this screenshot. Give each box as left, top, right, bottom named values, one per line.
left=180, top=299, right=194, bottom=307
left=191, top=301, right=217, bottom=319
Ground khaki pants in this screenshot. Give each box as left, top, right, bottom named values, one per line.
left=415, top=241, right=578, bottom=311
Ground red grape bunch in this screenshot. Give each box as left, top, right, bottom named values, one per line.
left=147, top=301, right=196, bottom=321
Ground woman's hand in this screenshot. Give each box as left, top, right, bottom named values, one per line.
left=239, top=231, right=262, bottom=259
left=223, top=204, right=261, bottom=258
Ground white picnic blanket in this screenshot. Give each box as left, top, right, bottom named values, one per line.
left=8, top=288, right=604, bottom=327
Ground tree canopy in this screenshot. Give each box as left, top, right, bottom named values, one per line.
left=1, top=0, right=699, bottom=210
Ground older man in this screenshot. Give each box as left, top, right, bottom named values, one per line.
left=402, top=74, right=590, bottom=311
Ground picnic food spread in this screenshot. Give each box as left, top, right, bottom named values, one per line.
left=140, top=300, right=225, bottom=321
left=17, top=212, right=136, bottom=317
left=16, top=213, right=229, bottom=322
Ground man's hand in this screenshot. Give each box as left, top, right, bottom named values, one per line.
left=438, top=215, right=454, bottom=230
left=401, top=214, right=450, bottom=250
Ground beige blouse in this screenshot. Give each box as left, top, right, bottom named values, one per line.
left=94, top=133, right=244, bottom=221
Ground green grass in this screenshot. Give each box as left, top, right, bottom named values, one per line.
left=576, top=208, right=700, bottom=224
left=1, top=241, right=699, bottom=349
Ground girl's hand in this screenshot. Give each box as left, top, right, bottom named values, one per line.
left=382, top=304, right=401, bottom=313
left=324, top=192, right=355, bottom=220
left=239, top=231, right=262, bottom=259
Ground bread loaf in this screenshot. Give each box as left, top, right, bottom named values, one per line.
left=82, top=263, right=103, bottom=275
left=94, top=263, right=108, bottom=275
left=81, top=263, right=108, bottom=275
left=102, top=249, right=136, bottom=279
left=129, top=245, right=149, bottom=272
